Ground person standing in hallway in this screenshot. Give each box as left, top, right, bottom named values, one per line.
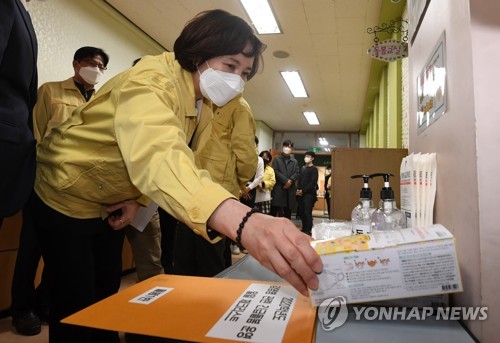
left=174, top=95, right=258, bottom=275
left=32, top=46, right=108, bottom=142
left=270, top=140, right=300, bottom=218
left=296, top=151, right=318, bottom=236
left=254, top=150, right=276, bottom=214
left=240, top=136, right=265, bottom=209
left=235, top=135, right=264, bottom=255
left=0, top=0, right=38, bottom=227
left=324, top=164, right=332, bottom=219
left=10, top=46, right=109, bottom=336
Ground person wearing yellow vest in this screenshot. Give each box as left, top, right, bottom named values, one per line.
left=29, top=10, right=322, bottom=342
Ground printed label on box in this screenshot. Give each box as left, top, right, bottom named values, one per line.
left=128, top=287, right=173, bottom=305
left=206, top=283, right=297, bottom=343
left=309, top=225, right=462, bottom=306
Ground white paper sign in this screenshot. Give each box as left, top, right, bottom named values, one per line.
left=206, top=283, right=298, bottom=343
left=128, top=286, right=173, bottom=305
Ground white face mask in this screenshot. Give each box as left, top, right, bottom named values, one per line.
left=199, top=63, right=245, bottom=106
left=325, top=169, right=331, bottom=175
left=304, top=157, right=312, bottom=163
left=79, top=66, right=103, bottom=85
left=282, top=147, right=292, bottom=154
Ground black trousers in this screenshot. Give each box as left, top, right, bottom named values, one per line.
left=173, top=222, right=226, bottom=277
left=158, top=208, right=177, bottom=274
left=299, top=193, right=316, bottom=235
left=29, top=193, right=124, bottom=343
left=270, top=205, right=292, bottom=219
left=325, top=195, right=331, bottom=219
left=11, top=205, right=49, bottom=315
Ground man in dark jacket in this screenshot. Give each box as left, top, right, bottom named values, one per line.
left=296, top=152, right=318, bottom=235
left=0, top=0, right=38, bottom=225
left=270, top=140, right=300, bottom=219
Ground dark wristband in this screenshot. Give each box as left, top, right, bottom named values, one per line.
left=236, top=208, right=259, bottom=250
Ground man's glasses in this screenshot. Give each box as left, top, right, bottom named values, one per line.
left=80, top=59, right=107, bottom=71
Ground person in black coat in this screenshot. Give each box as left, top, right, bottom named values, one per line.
left=324, top=164, right=332, bottom=219
left=270, top=140, right=300, bottom=219
left=296, top=152, right=318, bottom=235
left=0, top=0, right=38, bottom=225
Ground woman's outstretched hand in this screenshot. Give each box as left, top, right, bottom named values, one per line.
left=208, top=200, right=323, bottom=296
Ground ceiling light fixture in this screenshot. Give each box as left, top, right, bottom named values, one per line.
left=240, top=0, right=281, bottom=34
left=303, top=112, right=320, bottom=125
left=280, top=71, right=308, bottom=97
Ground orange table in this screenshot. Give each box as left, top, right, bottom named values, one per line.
left=62, top=274, right=316, bottom=342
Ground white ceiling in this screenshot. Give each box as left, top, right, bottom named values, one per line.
left=105, top=0, right=385, bottom=133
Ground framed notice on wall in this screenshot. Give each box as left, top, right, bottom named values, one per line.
left=408, top=0, right=431, bottom=45
left=416, top=31, right=447, bottom=135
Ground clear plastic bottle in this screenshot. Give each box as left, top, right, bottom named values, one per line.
left=370, top=173, right=407, bottom=232
left=350, top=175, right=376, bottom=234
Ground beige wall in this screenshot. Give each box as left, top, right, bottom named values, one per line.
left=410, top=0, right=500, bottom=341
left=28, top=0, right=164, bottom=86
left=255, top=120, right=274, bottom=152
left=470, top=0, right=500, bottom=340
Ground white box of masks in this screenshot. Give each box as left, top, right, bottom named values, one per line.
left=309, top=224, right=462, bottom=306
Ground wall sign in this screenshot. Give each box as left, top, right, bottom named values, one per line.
left=416, top=31, right=447, bottom=135
left=367, top=39, right=408, bottom=62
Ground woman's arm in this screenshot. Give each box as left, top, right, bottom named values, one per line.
left=208, top=199, right=323, bottom=296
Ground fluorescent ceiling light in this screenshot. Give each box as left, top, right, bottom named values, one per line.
left=280, top=71, right=308, bottom=97
left=319, top=137, right=329, bottom=146
left=240, top=0, right=281, bottom=34
left=303, top=111, right=320, bottom=125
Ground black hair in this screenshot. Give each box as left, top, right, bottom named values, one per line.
left=282, top=140, right=293, bottom=148
left=305, top=151, right=316, bottom=158
left=173, top=9, right=266, bottom=80
left=259, top=150, right=272, bottom=164
left=255, top=136, right=259, bottom=145
left=74, top=46, right=109, bottom=67
left=326, top=164, right=331, bottom=169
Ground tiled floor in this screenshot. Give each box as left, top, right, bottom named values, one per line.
left=0, top=213, right=327, bottom=342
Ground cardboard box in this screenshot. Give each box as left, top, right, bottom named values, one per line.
left=309, top=224, right=462, bottom=306
left=63, top=275, right=316, bottom=343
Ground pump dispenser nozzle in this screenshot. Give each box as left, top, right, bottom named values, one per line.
left=370, top=173, right=406, bottom=231
left=351, top=174, right=373, bottom=199
left=370, top=173, right=395, bottom=200
left=350, top=174, right=376, bottom=234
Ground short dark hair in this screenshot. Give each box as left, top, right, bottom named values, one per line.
left=283, top=140, right=293, bottom=148
left=173, top=9, right=266, bottom=80
left=74, top=46, right=109, bottom=67
left=305, top=151, right=316, bottom=158
left=254, top=136, right=259, bottom=145
left=326, top=164, right=331, bottom=169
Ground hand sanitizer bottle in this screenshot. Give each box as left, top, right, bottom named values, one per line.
left=351, top=174, right=376, bottom=234
left=371, top=173, right=407, bottom=232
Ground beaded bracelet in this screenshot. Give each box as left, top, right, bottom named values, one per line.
left=236, top=208, right=259, bottom=250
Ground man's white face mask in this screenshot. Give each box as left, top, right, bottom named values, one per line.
left=79, top=66, right=103, bottom=85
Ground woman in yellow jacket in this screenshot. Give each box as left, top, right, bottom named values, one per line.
left=174, top=95, right=259, bottom=275
left=30, top=10, right=322, bottom=342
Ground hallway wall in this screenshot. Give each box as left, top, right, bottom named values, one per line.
left=29, top=0, right=163, bottom=86
left=409, top=0, right=500, bottom=341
